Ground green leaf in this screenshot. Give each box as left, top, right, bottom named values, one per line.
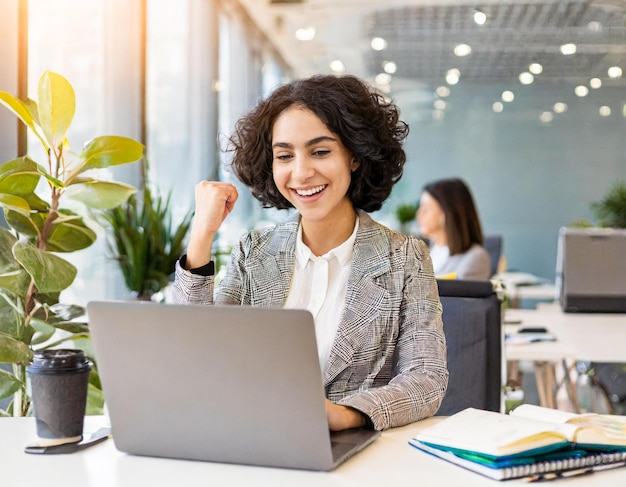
left=0, top=270, right=31, bottom=297
left=0, top=157, right=42, bottom=196
left=0, top=228, right=18, bottom=269
left=0, top=331, right=32, bottom=363
left=12, top=242, right=77, bottom=294
left=79, top=136, right=144, bottom=171
left=52, top=321, right=89, bottom=334
left=37, top=71, right=75, bottom=149
left=86, top=380, right=105, bottom=415
left=46, top=212, right=97, bottom=252
left=0, top=368, right=22, bottom=399
left=65, top=180, right=137, bottom=210
left=0, top=92, right=49, bottom=150
left=28, top=319, right=56, bottom=346
left=0, top=293, right=23, bottom=338
left=0, top=193, right=31, bottom=216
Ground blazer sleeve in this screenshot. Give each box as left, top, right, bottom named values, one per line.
left=337, top=237, right=449, bottom=430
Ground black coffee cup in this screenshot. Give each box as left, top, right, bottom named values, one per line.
left=27, top=349, right=91, bottom=444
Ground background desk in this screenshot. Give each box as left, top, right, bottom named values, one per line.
left=3, top=415, right=626, bottom=486
left=505, top=304, right=626, bottom=410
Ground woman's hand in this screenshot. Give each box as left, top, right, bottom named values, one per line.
left=325, top=399, right=367, bottom=431
left=185, top=181, right=239, bottom=269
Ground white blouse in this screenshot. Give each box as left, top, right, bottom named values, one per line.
left=284, top=219, right=359, bottom=377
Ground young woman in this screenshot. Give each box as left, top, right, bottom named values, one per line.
left=416, top=177, right=491, bottom=280
left=173, top=74, right=448, bottom=431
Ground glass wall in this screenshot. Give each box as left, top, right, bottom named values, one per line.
left=0, top=0, right=288, bottom=306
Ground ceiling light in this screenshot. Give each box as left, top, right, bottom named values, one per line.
left=560, top=43, right=577, bottom=55
left=492, top=102, right=503, bottom=113
left=539, top=112, right=553, bottom=123
left=529, top=63, right=543, bottom=75
left=432, top=110, right=445, bottom=120
left=375, top=73, right=392, bottom=85
left=587, top=21, right=602, bottom=32
left=519, top=72, right=534, bottom=85
left=473, top=11, right=487, bottom=25
left=501, top=91, right=514, bottom=102
left=295, top=27, right=316, bottom=41
left=589, top=78, right=602, bottom=89
left=553, top=102, right=567, bottom=114
left=371, top=37, right=387, bottom=51
left=383, top=61, right=397, bottom=74
left=434, top=99, right=447, bottom=110
left=608, top=66, right=623, bottom=78
left=454, top=44, right=472, bottom=57
left=329, top=60, right=345, bottom=74
left=599, top=106, right=611, bottom=117
left=575, top=85, right=589, bottom=97
left=436, top=86, right=450, bottom=97
left=446, top=69, right=460, bottom=85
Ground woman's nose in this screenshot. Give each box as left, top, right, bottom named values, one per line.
left=292, top=154, right=314, bottom=180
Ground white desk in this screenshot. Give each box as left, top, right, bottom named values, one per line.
left=3, top=415, right=626, bottom=486
left=505, top=303, right=626, bottom=410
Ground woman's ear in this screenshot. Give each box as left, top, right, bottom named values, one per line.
left=351, top=159, right=360, bottom=172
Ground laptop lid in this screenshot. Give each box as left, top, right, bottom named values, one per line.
left=87, top=300, right=379, bottom=470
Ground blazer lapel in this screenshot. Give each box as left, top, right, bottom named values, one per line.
left=249, top=216, right=299, bottom=308
left=324, top=211, right=392, bottom=385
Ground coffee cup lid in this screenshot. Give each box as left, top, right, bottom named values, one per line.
left=27, top=349, right=91, bottom=374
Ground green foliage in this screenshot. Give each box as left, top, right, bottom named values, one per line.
left=590, top=180, right=626, bottom=229
left=101, top=181, right=192, bottom=299
left=0, top=71, right=144, bottom=416
left=395, top=201, right=419, bottom=224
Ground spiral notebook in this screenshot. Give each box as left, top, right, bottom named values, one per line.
left=410, top=440, right=626, bottom=481
left=409, top=407, right=626, bottom=481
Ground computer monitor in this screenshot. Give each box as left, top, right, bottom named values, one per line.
left=556, top=227, right=626, bottom=313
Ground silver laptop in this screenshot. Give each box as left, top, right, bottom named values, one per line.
left=86, top=300, right=380, bottom=470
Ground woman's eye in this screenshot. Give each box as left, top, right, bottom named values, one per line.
left=312, top=149, right=330, bottom=157
left=274, top=153, right=292, bottom=161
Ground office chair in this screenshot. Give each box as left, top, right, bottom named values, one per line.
left=435, top=279, right=503, bottom=416
left=483, top=235, right=503, bottom=277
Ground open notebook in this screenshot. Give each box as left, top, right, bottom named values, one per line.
left=410, top=406, right=626, bottom=481
left=87, top=300, right=380, bottom=471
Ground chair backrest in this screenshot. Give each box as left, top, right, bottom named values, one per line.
left=435, top=279, right=502, bottom=416
left=483, top=235, right=503, bottom=277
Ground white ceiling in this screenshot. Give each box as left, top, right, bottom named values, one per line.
left=239, top=0, right=626, bottom=91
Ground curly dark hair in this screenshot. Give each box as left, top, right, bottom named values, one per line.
left=227, top=74, right=409, bottom=212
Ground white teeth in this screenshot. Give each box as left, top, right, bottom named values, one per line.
left=296, top=185, right=325, bottom=196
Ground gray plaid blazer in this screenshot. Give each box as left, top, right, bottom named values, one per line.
left=173, top=210, right=448, bottom=430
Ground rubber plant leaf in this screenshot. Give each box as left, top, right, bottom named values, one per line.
left=37, top=70, right=75, bottom=150
left=12, top=241, right=77, bottom=294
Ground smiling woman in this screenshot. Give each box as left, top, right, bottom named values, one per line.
left=172, top=73, right=449, bottom=432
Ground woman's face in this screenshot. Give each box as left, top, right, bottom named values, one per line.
left=271, top=106, right=359, bottom=226
left=417, top=191, right=445, bottom=239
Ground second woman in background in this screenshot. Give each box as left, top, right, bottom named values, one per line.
left=416, top=177, right=492, bottom=280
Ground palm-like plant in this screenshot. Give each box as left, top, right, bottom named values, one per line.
left=101, top=180, right=192, bottom=300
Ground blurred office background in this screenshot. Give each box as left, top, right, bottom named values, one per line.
left=1, top=0, right=625, bottom=306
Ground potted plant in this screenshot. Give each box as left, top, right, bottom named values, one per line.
left=571, top=180, right=626, bottom=229
left=395, top=201, right=419, bottom=235
left=0, top=71, right=144, bottom=416
left=100, top=166, right=193, bottom=300
left=590, top=180, right=626, bottom=229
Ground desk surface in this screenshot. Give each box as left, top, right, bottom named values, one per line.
left=3, top=415, right=626, bottom=486
left=505, top=303, right=626, bottom=363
